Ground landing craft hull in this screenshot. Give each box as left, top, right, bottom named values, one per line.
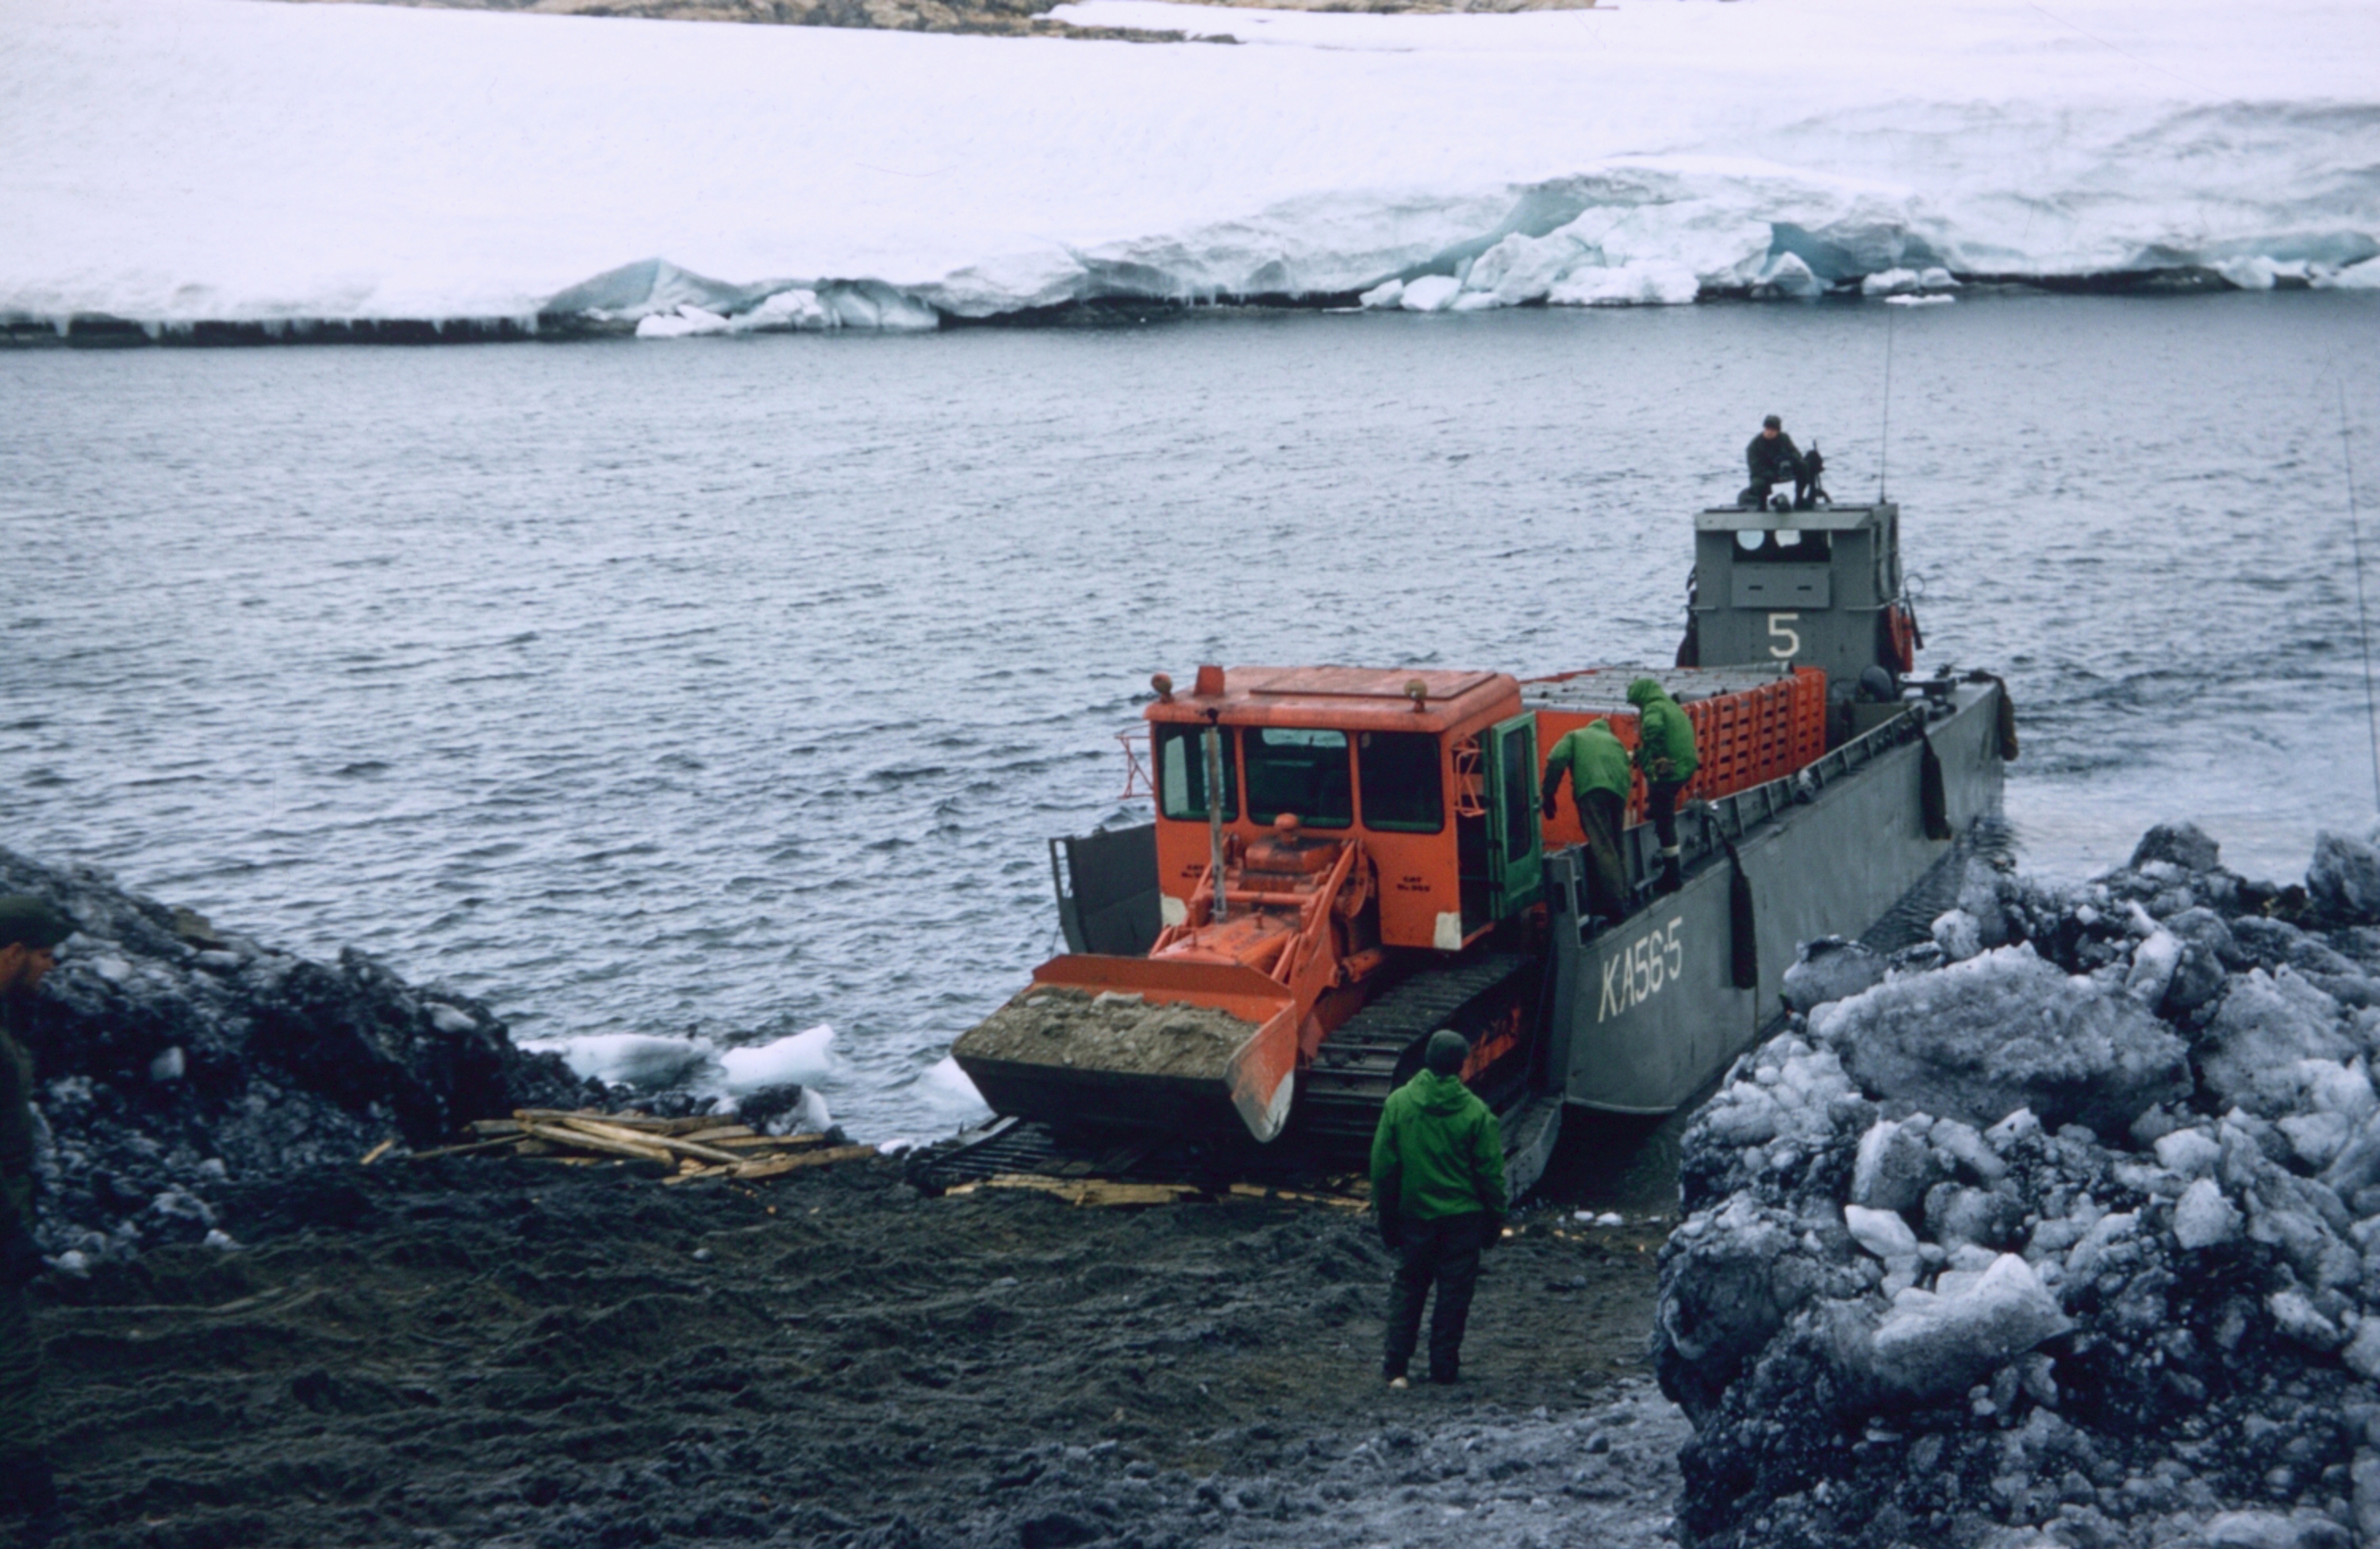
left=1545, top=681, right=2006, bottom=1113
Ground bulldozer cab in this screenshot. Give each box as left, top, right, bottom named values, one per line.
left=956, top=664, right=1540, bottom=1146
left=1146, top=666, right=1534, bottom=954
left=1483, top=711, right=1543, bottom=923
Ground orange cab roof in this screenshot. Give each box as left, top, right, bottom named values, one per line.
left=1148, top=666, right=1520, bottom=734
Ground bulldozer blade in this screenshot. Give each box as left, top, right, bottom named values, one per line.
left=950, top=955, right=1301, bottom=1144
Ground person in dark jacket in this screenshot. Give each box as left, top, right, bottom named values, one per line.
left=0, top=897, right=71, bottom=1547
left=1371, top=1030, right=1507, bottom=1387
left=1541, top=718, right=1632, bottom=920
left=1743, top=414, right=1810, bottom=509
left=1627, top=678, right=1701, bottom=895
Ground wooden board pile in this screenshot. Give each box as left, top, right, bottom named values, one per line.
left=389, top=1109, right=877, bottom=1184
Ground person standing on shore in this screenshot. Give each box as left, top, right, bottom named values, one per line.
left=1541, top=717, right=1633, bottom=921
left=1627, top=678, right=1701, bottom=896
left=1371, top=1030, right=1506, bottom=1389
left=0, top=897, right=72, bottom=1547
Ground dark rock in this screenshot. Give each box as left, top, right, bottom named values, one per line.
left=2310, top=831, right=2380, bottom=924
left=0, top=845, right=598, bottom=1260
left=2132, top=823, right=2224, bottom=874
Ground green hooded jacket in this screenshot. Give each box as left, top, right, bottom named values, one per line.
left=1541, top=719, right=1633, bottom=806
left=1370, top=1070, right=1507, bottom=1221
left=1626, top=678, right=1700, bottom=785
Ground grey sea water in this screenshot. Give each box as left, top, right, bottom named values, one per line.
left=3, top=293, right=2376, bottom=1139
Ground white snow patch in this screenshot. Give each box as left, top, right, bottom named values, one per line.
left=1398, top=275, right=1463, bottom=313
left=528, top=1024, right=839, bottom=1101
left=536, top=1032, right=717, bottom=1089
left=717, top=1024, right=837, bottom=1093
left=915, top=1055, right=991, bottom=1122
left=5, top=0, right=2377, bottom=328
left=635, top=304, right=731, bottom=338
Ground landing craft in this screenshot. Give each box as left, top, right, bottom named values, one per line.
left=945, top=502, right=2011, bottom=1197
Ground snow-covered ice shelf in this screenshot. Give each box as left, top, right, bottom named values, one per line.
left=2, top=0, right=2376, bottom=333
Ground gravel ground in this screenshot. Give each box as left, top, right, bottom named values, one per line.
left=32, top=1156, right=1682, bottom=1548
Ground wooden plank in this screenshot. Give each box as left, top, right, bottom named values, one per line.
left=731, top=1144, right=877, bottom=1181
left=468, top=1120, right=525, bottom=1137
left=1075, top=1181, right=1200, bottom=1208
left=515, top=1109, right=676, bottom=1132
left=359, top=1139, right=397, bottom=1167
left=405, top=1135, right=525, bottom=1162
left=976, top=1173, right=1198, bottom=1208
left=678, top=1125, right=758, bottom=1143
left=519, top=1120, right=674, bottom=1164
left=662, top=1163, right=733, bottom=1187
left=555, top=1116, right=745, bottom=1166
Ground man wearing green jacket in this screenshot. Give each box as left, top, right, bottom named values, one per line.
left=0, top=897, right=71, bottom=1547
left=1627, top=677, right=1701, bottom=896
left=1371, top=1030, right=1506, bottom=1387
left=1541, top=717, right=1632, bottom=921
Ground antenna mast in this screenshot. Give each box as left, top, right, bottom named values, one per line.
left=2343, top=379, right=2380, bottom=813
left=1878, top=301, right=1897, bottom=502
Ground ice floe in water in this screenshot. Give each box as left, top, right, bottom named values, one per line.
left=912, top=1056, right=992, bottom=1124
left=2, top=0, right=2376, bottom=332
left=526, top=1023, right=839, bottom=1104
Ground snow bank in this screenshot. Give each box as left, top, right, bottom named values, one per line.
left=2, top=0, right=2376, bottom=333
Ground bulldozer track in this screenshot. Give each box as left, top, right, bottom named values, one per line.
left=912, top=951, right=1545, bottom=1191
left=1293, top=952, right=1539, bottom=1148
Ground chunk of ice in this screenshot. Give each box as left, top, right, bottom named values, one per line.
left=718, top=1024, right=835, bottom=1093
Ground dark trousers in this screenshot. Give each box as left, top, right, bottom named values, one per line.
left=0, top=1280, right=60, bottom=1541
left=1579, top=788, right=1629, bottom=917
left=1384, top=1213, right=1491, bottom=1381
left=0, top=1282, right=40, bottom=1472
left=1746, top=473, right=1812, bottom=508
left=1647, top=780, right=1687, bottom=851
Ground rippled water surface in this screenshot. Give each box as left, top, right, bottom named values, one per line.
left=5, top=294, right=2377, bottom=1137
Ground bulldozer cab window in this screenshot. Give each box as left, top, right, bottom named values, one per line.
left=1156, top=725, right=1238, bottom=822
left=1245, top=727, right=1353, bottom=830
left=1357, top=730, right=1444, bottom=832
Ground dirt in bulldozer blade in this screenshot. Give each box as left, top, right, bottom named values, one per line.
left=31, top=1117, right=1691, bottom=1549
left=955, top=986, right=1257, bottom=1080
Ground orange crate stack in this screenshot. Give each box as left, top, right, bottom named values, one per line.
left=1524, top=665, right=1830, bottom=845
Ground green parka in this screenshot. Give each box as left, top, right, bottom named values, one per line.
left=1541, top=719, right=1633, bottom=807
left=1626, top=678, right=1700, bottom=786
left=1370, top=1070, right=1507, bottom=1222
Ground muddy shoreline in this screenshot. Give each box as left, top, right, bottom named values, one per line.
left=35, top=1152, right=1681, bottom=1548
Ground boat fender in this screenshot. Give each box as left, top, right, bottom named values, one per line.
left=1963, top=669, right=2021, bottom=762
left=1721, top=836, right=1758, bottom=990
left=1917, top=729, right=1953, bottom=842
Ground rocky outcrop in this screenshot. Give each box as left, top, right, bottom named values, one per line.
left=0, top=847, right=596, bottom=1265
left=298, top=0, right=1210, bottom=43
left=1656, top=823, right=2380, bottom=1549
